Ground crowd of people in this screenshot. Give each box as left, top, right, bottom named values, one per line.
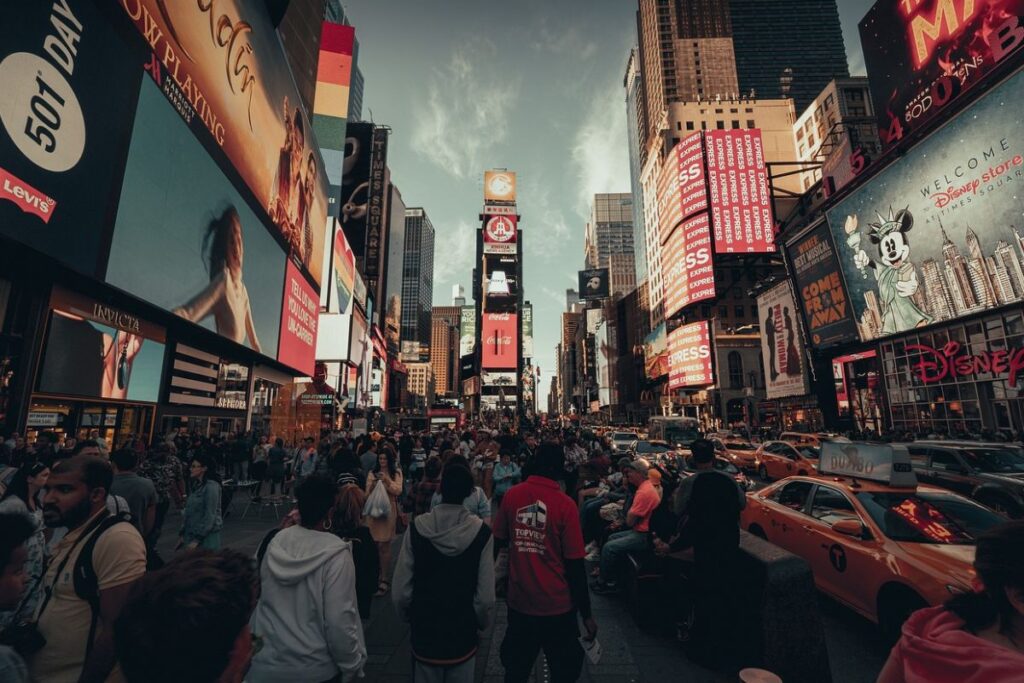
left=0, top=424, right=1022, bottom=682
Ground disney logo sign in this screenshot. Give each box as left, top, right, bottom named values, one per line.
left=905, top=341, right=1024, bottom=388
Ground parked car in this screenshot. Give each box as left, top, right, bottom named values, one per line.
left=901, top=441, right=1024, bottom=518
left=681, top=455, right=753, bottom=491
left=610, top=431, right=638, bottom=453
left=710, top=437, right=760, bottom=471
left=754, top=440, right=820, bottom=481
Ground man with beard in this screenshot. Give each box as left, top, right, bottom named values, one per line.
left=28, top=456, right=146, bottom=683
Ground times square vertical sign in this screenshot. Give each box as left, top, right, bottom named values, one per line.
left=364, top=127, right=389, bottom=281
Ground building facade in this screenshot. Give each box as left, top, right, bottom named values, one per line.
left=405, top=362, right=435, bottom=408
left=401, top=208, right=435, bottom=349
left=584, top=193, right=637, bottom=299
left=431, top=306, right=462, bottom=398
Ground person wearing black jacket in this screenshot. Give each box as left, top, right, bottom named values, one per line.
left=333, top=483, right=378, bottom=621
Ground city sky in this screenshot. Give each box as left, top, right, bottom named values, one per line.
left=344, top=0, right=876, bottom=409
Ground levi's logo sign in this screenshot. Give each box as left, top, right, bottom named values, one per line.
left=0, top=167, right=56, bottom=223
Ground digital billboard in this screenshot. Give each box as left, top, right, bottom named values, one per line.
left=331, top=222, right=357, bottom=315
left=115, top=0, right=330, bottom=287
left=668, top=321, right=714, bottom=389
left=279, top=260, right=319, bottom=377
left=364, top=127, right=389, bottom=280
left=0, top=1, right=141, bottom=276
left=483, top=215, right=518, bottom=255
left=860, top=0, right=1024, bottom=148
left=786, top=222, right=860, bottom=349
left=481, top=313, right=518, bottom=369
left=484, top=170, right=516, bottom=204
left=826, top=67, right=1024, bottom=343
left=578, top=268, right=610, bottom=301
left=521, top=304, right=534, bottom=358
left=704, top=129, right=774, bottom=253
left=485, top=256, right=518, bottom=306
left=313, top=22, right=355, bottom=219
left=460, top=306, right=476, bottom=357
left=643, top=323, right=668, bottom=379
left=37, top=289, right=165, bottom=404
left=661, top=213, right=716, bottom=319
left=658, top=132, right=708, bottom=238
left=757, top=282, right=810, bottom=399
left=339, top=122, right=374, bottom=262
left=107, top=78, right=285, bottom=357
left=167, top=344, right=250, bottom=411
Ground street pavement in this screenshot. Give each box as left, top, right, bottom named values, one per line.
left=156, top=489, right=888, bottom=682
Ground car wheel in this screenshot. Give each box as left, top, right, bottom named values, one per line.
left=748, top=524, right=767, bottom=540
left=978, top=494, right=1021, bottom=519
left=878, top=588, right=927, bottom=645
left=758, top=464, right=769, bottom=481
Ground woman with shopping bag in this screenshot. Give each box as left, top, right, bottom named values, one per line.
left=364, top=446, right=403, bottom=596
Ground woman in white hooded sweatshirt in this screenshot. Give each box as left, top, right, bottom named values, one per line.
left=248, top=475, right=367, bottom=683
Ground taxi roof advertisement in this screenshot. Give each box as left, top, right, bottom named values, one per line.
left=667, top=321, right=714, bottom=389
left=825, top=67, right=1024, bottom=344
left=859, top=0, right=1024, bottom=148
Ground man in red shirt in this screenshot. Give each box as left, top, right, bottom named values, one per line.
left=494, top=442, right=597, bottom=683
left=591, top=459, right=659, bottom=594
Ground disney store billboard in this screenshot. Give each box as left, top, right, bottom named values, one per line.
left=826, top=67, right=1024, bottom=343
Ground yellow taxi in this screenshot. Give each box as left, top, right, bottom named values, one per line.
left=709, top=437, right=761, bottom=471
left=741, top=442, right=1006, bottom=641
left=754, top=440, right=821, bottom=481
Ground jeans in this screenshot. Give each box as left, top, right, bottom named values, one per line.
left=598, top=529, right=649, bottom=585
left=500, top=609, right=583, bottom=683
left=579, top=496, right=607, bottom=543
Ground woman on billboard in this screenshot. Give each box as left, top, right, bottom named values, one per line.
left=173, top=206, right=262, bottom=353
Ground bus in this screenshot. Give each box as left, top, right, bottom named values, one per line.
left=648, top=416, right=701, bottom=450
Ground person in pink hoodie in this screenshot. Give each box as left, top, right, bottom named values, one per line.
left=878, top=521, right=1024, bottom=683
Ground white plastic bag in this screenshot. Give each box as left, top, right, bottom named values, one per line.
left=363, top=480, right=391, bottom=519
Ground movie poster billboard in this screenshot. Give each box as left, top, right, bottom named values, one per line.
left=115, top=0, right=330, bottom=287
left=483, top=215, right=518, bottom=255
left=578, top=268, right=610, bottom=301
left=826, top=67, right=1024, bottom=343
left=860, top=0, right=1024, bottom=148
left=0, top=2, right=141, bottom=276
left=786, top=221, right=859, bottom=349
left=668, top=321, right=714, bottom=389
left=643, top=323, right=668, bottom=379
left=481, top=313, right=517, bottom=369
left=107, top=79, right=286, bottom=357
left=661, top=213, right=716, bottom=319
left=37, top=288, right=165, bottom=404
left=757, top=282, right=810, bottom=399
left=460, top=306, right=476, bottom=357
left=522, top=304, right=534, bottom=358
left=705, top=129, right=774, bottom=253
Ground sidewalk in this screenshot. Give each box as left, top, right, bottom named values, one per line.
left=156, top=490, right=880, bottom=682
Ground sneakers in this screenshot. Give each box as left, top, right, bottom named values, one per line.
left=590, top=581, right=620, bottom=595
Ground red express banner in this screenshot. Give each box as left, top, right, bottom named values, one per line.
left=657, top=132, right=708, bottom=242
left=860, top=0, right=1024, bottom=149
left=704, top=130, right=774, bottom=253
left=661, top=213, right=716, bottom=319
left=668, top=321, right=713, bottom=389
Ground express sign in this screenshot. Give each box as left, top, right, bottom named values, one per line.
left=483, top=215, right=517, bottom=254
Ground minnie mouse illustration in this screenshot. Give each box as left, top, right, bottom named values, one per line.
left=844, top=207, right=932, bottom=335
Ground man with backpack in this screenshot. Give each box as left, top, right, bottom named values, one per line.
left=28, top=455, right=146, bottom=683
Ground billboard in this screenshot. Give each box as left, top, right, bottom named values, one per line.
left=339, top=122, right=374, bottom=261
left=116, top=0, right=330, bottom=286
left=786, top=222, right=860, bottom=348
left=331, top=223, right=357, bottom=315
left=661, top=213, right=716, bottom=319
left=578, top=268, right=610, bottom=301
left=485, top=255, right=518, bottom=306
left=364, top=127, right=389, bottom=280
left=37, top=288, right=165, bottom=404
left=167, top=344, right=249, bottom=411
left=315, top=313, right=352, bottom=362
left=484, top=170, right=516, bottom=204
left=384, top=183, right=406, bottom=355
left=482, top=371, right=517, bottom=386
left=313, top=22, right=355, bottom=218
left=278, top=260, right=319, bottom=377
left=643, top=323, right=668, bottom=379
left=826, top=67, right=1024, bottom=343
left=107, top=78, right=285, bottom=357
left=704, top=129, right=774, bottom=253
left=658, top=133, right=708, bottom=239
left=668, top=321, right=714, bottom=389
left=757, top=282, right=810, bottom=399
left=460, top=306, right=476, bottom=357
left=481, top=313, right=518, bottom=369
left=0, top=2, right=141, bottom=276
left=483, top=215, right=518, bottom=254
left=522, top=304, right=534, bottom=358
left=860, top=0, right=1024, bottom=148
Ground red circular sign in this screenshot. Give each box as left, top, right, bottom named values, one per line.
left=486, top=216, right=516, bottom=242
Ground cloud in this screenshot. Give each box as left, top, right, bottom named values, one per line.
left=519, top=177, right=575, bottom=261
left=432, top=219, right=477, bottom=286
left=530, top=25, right=598, bottom=61
left=570, top=79, right=631, bottom=218
left=411, top=43, right=520, bottom=179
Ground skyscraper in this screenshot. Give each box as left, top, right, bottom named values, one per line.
left=431, top=306, right=461, bottom=398
left=624, top=49, right=649, bottom=284
left=401, top=209, right=435, bottom=349
left=584, top=194, right=636, bottom=299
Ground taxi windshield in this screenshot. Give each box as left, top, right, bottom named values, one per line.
left=798, top=446, right=820, bottom=460
left=855, top=491, right=1004, bottom=545
left=960, top=447, right=1024, bottom=474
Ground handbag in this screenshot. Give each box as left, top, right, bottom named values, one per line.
left=363, top=479, right=392, bottom=519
